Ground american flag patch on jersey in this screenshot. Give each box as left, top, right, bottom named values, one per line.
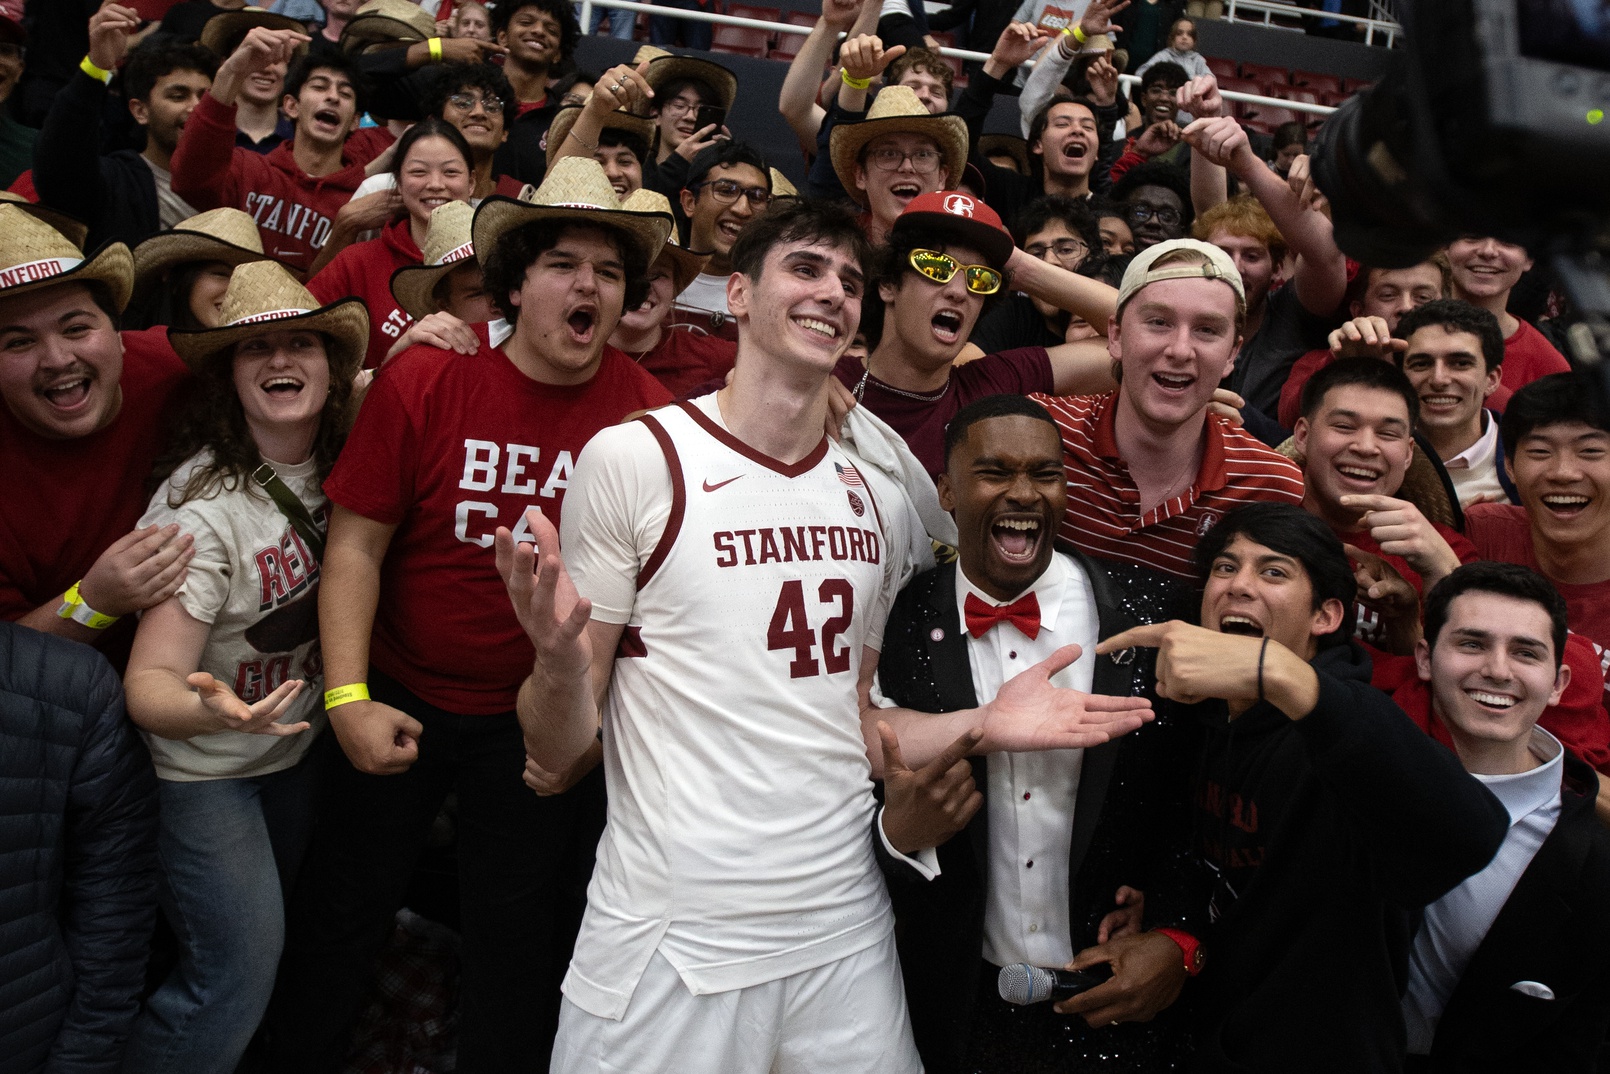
left=835, top=462, right=865, bottom=488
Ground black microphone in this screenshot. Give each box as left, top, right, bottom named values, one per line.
left=996, top=962, right=1114, bottom=1005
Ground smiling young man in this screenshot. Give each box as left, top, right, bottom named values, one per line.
left=1093, top=503, right=1508, bottom=1074
left=27, top=6, right=215, bottom=250
left=1390, top=563, right=1610, bottom=1072
left=872, top=394, right=1192, bottom=1074
left=497, top=199, right=1151, bottom=1074
left=672, top=140, right=771, bottom=338
left=835, top=191, right=1123, bottom=479
left=256, top=159, right=674, bottom=1074
left=0, top=208, right=194, bottom=663
left=170, top=27, right=388, bottom=272
left=1391, top=299, right=1514, bottom=508
left=490, top=0, right=578, bottom=182
left=1035, top=238, right=1305, bottom=580
left=1277, top=257, right=1450, bottom=430
left=1445, top=236, right=1570, bottom=398
left=1466, top=374, right=1610, bottom=689
left=1291, top=357, right=1476, bottom=650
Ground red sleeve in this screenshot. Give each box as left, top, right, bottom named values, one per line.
left=8, top=169, right=35, bottom=199
left=1109, top=145, right=1146, bottom=186
left=343, top=127, right=397, bottom=168
left=323, top=358, right=423, bottom=524
left=957, top=347, right=1055, bottom=398
left=306, top=247, right=357, bottom=307
left=170, top=94, right=250, bottom=211
left=1434, top=523, right=1479, bottom=565
left=1280, top=349, right=1331, bottom=431
left=1542, top=633, right=1610, bottom=774
left=1463, top=503, right=1532, bottom=563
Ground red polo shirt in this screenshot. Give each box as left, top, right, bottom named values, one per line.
left=1033, top=390, right=1307, bottom=579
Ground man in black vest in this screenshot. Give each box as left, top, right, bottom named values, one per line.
left=870, top=393, right=1204, bottom=1073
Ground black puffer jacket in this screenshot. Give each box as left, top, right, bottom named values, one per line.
left=0, top=623, right=158, bottom=1074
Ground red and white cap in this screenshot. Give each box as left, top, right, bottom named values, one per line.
left=890, top=191, right=1014, bottom=270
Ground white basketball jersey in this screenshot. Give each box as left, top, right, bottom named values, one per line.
left=564, top=397, right=900, bottom=1019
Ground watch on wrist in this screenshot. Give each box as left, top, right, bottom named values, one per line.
left=1153, top=927, right=1204, bottom=976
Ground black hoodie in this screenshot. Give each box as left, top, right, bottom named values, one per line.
left=1186, top=641, right=1509, bottom=1074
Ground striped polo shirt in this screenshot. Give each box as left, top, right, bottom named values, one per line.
left=1033, top=391, right=1306, bottom=579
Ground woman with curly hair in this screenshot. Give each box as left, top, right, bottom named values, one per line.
left=119, top=259, right=368, bottom=1074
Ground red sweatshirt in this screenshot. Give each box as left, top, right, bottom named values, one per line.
left=308, top=217, right=423, bottom=369
left=171, top=94, right=382, bottom=273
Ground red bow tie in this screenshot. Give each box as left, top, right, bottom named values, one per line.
left=964, top=591, right=1042, bottom=640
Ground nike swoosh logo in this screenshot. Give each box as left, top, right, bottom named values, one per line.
left=702, top=476, right=742, bottom=492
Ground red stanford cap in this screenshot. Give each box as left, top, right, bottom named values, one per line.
left=890, top=191, right=1014, bottom=270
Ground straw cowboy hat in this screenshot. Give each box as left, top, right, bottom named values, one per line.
left=770, top=168, right=798, bottom=199
left=830, top=85, right=969, bottom=207
left=201, top=6, right=309, bottom=58
left=472, top=157, right=674, bottom=272
left=978, top=132, right=1031, bottom=174
left=390, top=201, right=479, bottom=321
left=632, top=45, right=737, bottom=112
left=0, top=205, right=132, bottom=311
left=0, top=192, right=89, bottom=251
left=620, top=189, right=708, bottom=295
left=544, top=103, right=655, bottom=168
left=341, top=0, right=435, bottom=54
left=132, top=208, right=271, bottom=299
left=169, top=260, right=370, bottom=380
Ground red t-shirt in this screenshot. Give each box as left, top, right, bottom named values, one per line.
left=323, top=330, right=673, bottom=714
left=612, top=329, right=737, bottom=401
left=0, top=327, right=188, bottom=647
left=1375, top=635, right=1610, bottom=774
left=1034, top=390, right=1307, bottom=579
left=830, top=347, right=1055, bottom=479
left=1501, top=318, right=1570, bottom=398
left=1338, top=524, right=1477, bottom=650
left=308, top=217, right=423, bottom=370
left=1465, top=502, right=1610, bottom=688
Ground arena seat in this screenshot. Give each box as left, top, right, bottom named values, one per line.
left=711, top=24, right=771, bottom=57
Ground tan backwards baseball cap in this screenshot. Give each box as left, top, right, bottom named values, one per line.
left=1115, top=237, right=1245, bottom=320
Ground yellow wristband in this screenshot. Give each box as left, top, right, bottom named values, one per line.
left=56, top=581, right=120, bottom=630
left=840, top=69, right=872, bottom=90
left=428, top=36, right=444, bottom=62
left=324, top=683, right=371, bottom=709
left=1063, top=24, right=1088, bottom=43
left=80, top=55, right=114, bottom=85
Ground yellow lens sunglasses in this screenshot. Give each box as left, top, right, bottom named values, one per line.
left=907, top=249, right=1004, bottom=295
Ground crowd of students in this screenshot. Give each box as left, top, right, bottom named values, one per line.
left=2, top=0, right=1609, bottom=1072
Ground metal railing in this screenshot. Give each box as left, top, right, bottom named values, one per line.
left=575, top=0, right=1339, bottom=119
left=1224, top=0, right=1400, bottom=47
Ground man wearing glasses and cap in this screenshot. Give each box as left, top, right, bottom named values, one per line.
left=834, top=190, right=1129, bottom=480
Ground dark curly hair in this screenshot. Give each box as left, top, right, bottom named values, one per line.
left=492, top=0, right=580, bottom=63
left=151, top=337, right=355, bottom=506
left=481, top=218, right=650, bottom=326
left=424, top=61, right=517, bottom=121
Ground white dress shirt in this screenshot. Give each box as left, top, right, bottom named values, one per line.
left=1443, top=410, right=1507, bottom=508
left=1402, top=727, right=1565, bottom=1054
left=953, top=553, right=1100, bottom=969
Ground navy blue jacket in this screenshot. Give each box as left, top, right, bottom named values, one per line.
left=0, top=624, right=158, bottom=1074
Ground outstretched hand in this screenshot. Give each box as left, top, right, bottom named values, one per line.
left=189, top=672, right=311, bottom=736
left=88, top=2, right=141, bottom=72
left=495, top=508, right=594, bottom=682
left=980, top=645, right=1153, bottom=752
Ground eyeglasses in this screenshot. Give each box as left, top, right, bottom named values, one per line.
left=446, top=92, right=505, bottom=115
left=1024, top=237, right=1088, bottom=265
left=691, top=179, right=771, bottom=207
left=1126, top=203, right=1183, bottom=228
left=659, top=97, right=705, bottom=118
left=907, top=249, right=1002, bottom=295
left=865, top=146, right=943, bottom=173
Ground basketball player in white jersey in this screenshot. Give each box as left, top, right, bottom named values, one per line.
left=495, top=200, right=1155, bottom=1074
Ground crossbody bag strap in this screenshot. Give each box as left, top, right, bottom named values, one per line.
left=252, top=463, right=326, bottom=563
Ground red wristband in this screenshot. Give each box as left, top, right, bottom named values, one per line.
left=1153, top=927, right=1204, bottom=976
